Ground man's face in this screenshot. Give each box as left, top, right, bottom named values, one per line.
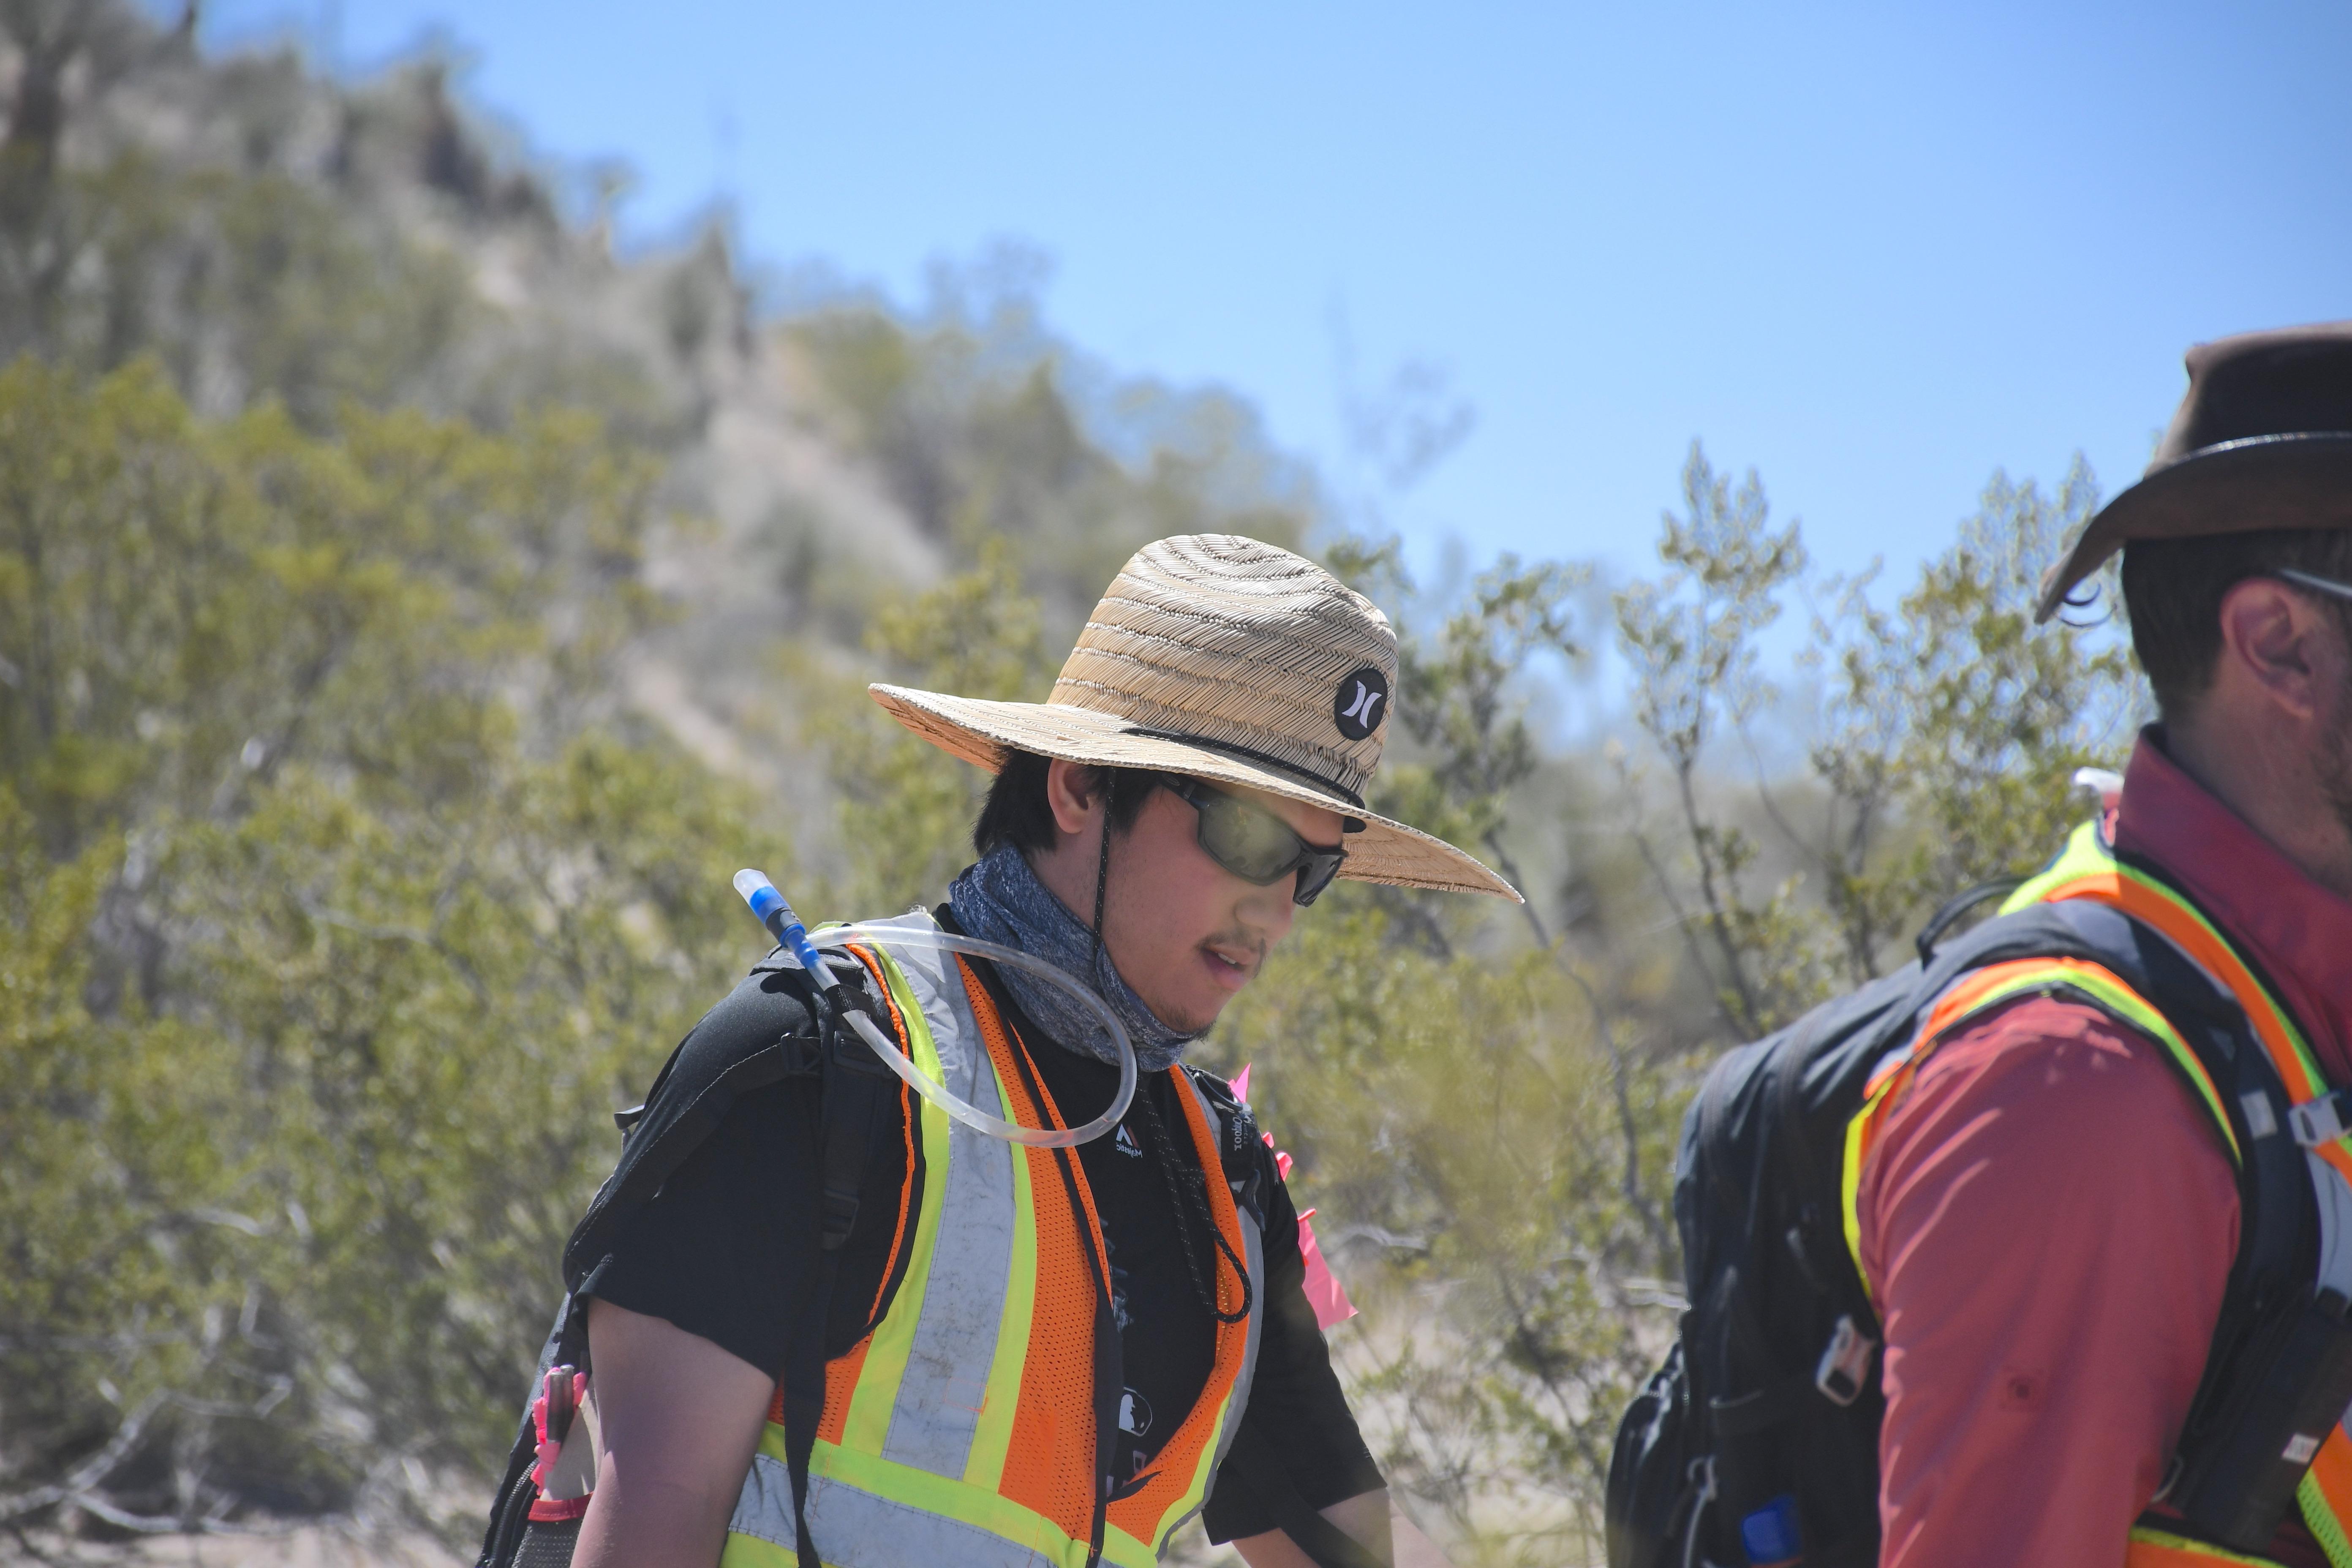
left=1099, top=780, right=1348, bottom=1034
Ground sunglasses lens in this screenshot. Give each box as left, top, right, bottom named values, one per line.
left=1185, top=782, right=1348, bottom=904
left=1195, top=789, right=1303, bottom=883
left=1292, top=852, right=1345, bottom=906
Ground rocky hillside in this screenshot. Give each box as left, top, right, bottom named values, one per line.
left=0, top=0, right=1316, bottom=817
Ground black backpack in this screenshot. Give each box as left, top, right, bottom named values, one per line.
left=474, top=943, right=887, bottom=1568
left=1605, top=880, right=2352, bottom=1568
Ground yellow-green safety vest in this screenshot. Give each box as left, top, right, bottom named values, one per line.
left=1840, top=819, right=2352, bottom=1568
left=719, top=911, right=1267, bottom=1568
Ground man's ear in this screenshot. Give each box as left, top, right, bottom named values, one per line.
left=2216, top=576, right=2336, bottom=725
left=1043, top=759, right=1102, bottom=840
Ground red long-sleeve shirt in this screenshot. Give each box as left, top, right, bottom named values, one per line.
left=1855, top=730, right=2352, bottom=1568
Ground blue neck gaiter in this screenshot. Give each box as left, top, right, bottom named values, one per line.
left=945, top=843, right=1198, bottom=1073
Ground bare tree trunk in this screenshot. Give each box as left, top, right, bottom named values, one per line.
left=1674, top=762, right=1765, bottom=1038
left=1483, top=829, right=1666, bottom=1255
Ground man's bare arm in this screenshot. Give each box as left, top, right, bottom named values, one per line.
left=1232, top=1488, right=1456, bottom=1568
left=573, top=1297, right=775, bottom=1568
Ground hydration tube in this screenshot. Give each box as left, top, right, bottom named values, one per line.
left=732, top=869, right=1135, bottom=1148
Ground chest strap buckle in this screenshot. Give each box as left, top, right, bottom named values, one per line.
left=2289, top=1089, right=2352, bottom=1149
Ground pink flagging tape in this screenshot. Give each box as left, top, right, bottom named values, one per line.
left=1233, top=1064, right=1358, bottom=1329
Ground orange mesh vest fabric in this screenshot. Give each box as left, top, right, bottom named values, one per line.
left=764, top=942, right=1258, bottom=1560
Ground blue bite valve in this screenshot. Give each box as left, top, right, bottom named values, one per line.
left=732, top=869, right=835, bottom=989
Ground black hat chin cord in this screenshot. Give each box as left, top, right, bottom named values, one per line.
left=1083, top=771, right=1252, bottom=1328
left=1089, top=779, right=1114, bottom=988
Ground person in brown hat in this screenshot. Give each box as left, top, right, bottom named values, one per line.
left=1848, top=324, right=2352, bottom=1568
left=485, top=536, right=1512, bottom=1568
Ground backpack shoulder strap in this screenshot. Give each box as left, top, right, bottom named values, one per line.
left=478, top=950, right=891, bottom=1568
left=1183, top=1064, right=1269, bottom=1226
left=562, top=953, right=836, bottom=1285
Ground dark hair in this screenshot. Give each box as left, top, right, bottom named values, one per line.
left=972, top=751, right=1166, bottom=857
left=2121, top=528, right=2352, bottom=719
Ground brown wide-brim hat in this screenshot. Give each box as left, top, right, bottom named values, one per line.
left=871, top=534, right=1521, bottom=900
left=2036, top=321, right=2352, bottom=621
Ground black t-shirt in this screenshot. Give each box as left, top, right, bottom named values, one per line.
left=580, top=959, right=1382, bottom=1543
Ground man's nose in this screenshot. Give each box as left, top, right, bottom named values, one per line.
left=1236, top=879, right=1298, bottom=945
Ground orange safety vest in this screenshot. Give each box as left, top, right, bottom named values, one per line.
left=1839, top=821, right=2352, bottom=1568
left=719, top=912, right=1266, bottom=1568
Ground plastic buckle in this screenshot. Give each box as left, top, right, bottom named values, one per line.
left=2289, top=1089, right=2352, bottom=1148
left=826, top=1000, right=898, bottom=1078
left=819, top=1184, right=861, bottom=1250
left=1815, top=1314, right=1877, bottom=1407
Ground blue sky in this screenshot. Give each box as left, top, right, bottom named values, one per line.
left=196, top=0, right=2352, bottom=592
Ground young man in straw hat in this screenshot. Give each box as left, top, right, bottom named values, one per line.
left=510, top=535, right=1516, bottom=1568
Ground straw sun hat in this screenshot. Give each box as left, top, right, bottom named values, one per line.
left=870, top=534, right=1521, bottom=901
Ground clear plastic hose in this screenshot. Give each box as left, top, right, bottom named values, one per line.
left=808, top=923, right=1135, bottom=1149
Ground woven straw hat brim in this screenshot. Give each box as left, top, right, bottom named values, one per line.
left=871, top=683, right=1523, bottom=901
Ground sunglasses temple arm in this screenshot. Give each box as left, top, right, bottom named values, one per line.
left=2276, top=568, right=2352, bottom=604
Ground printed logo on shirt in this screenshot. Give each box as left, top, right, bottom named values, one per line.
left=1119, top=1388, right=1154, bottom=1438
left=1114, top=1123, right=1143, bottom=1159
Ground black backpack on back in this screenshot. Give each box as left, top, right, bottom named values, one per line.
left=1605, top=885, right=2344, bottom=1568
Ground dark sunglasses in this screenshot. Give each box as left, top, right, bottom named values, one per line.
left=1160, top=775, right=1348, bottom=906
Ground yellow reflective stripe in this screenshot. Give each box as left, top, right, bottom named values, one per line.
left=717, top=1526, right=799, bottom=1568
left=960, top=1080, right=1035, bottom=1492
left=2107, top=857, right=2331, bottom=1098
left=1144, top=1385, right=1239, bottom=1548
left=2301, top=1427, right=2352, bottom=1568
left=2126, top=1524, right=2289, bottom=1567
left=788, top=1425, right=1091, bottom=1566
left=838, top=944, right=954, bottom=1454
left=2305, top=1470, right=2352, bottom=1568
left=1840, top=958, right=2243, bottom=1299
left=2002, top=817, right=2328, bottom=1106
left=2000, top=818, right=2111, bottom=914
left=1102, top=1520, right=1167, bottom=1568
left=1841, top=1074, right=1891, bottom=1299
left=2045, top=963, right=2239, bottom=1165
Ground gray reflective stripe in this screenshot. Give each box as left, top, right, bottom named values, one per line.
left=2310, top=1146, right=2352, bottom=1302
left=730, top=1452, right=1056, bottom=1568
left=1158, top=1074, right=1267, bottom=1547
left=858, top=913, right=1019, bottom=1482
